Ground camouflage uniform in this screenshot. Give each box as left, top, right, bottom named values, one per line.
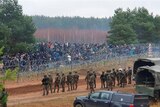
left=93, top=71, right=97, bottom=88
left=61, top=73, right=66, bottom=92
left=100, top=72, right=105, bottom=88
left=48, top=75, right=53, bottom=93
left=42, top=75, right=49, bottom=96
left=89, top=73, right=95, bottom=93
left=116, top=69, right=120, bottom=86
left=54, top=73, right=61, bottom=93
left=67, top=72, right=74, bottom=91
left=127, top=67, right=132, bottom=84
left=111, top=69, right=116, bottom=87
left=107, top=74, right=113, bottom=91
left=105, top=71, right=109, bottom=88
left=73, top=72, right=79, bottom=90
left=119, top=70, right=126, bottom=88
left=85, top=71, right=90, bottom=90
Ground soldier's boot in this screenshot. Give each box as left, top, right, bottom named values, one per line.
left=43, top=90, right=45, bottom=96
left=50, top=86, right=53, bottom=93
left=75, top=83, right=78, bottom=90
left=67, top=85, right=70, bottom=91
left=57, top=87, right=59, bottom=93
left=86, top=83, right=88, bottom=90
left=46, top=88, right=49, bottom=95
left=94, top=83, right=96, bottom=88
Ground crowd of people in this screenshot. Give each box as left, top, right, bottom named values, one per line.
left=41, top=67, right=132, bottom=95
left=1, top=42, right=149, bottom=72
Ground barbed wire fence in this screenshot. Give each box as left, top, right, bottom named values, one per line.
left=1, top=43, right=160, bottom=82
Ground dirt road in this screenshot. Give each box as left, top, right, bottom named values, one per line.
left=7, top=76, right=136, bottom=107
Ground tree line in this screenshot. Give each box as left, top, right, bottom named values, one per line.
left=109, top=7, right=160, bottom=45
left=32, top=16, right=111, bottom=31
left=0, top=0, right=36, bottom=54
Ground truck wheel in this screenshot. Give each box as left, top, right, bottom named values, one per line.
left=75, top=103, right=83, bottom=107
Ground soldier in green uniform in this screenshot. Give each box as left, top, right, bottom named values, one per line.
left=93, top=71, right=97, bottom=88
left=100, top=71, right=105, bottom=88
left=107, top=74, right=113, bottom=91
left=111, top=69, right=116, bottom=87
left=127, top=67, right=132, bottom=84
left=48, top=75, right=53, bottom=93
left=85, top=71, right=90, bottom=90
left=54, top=73, right=61, bottom=93
left=89, top=73, right=95, bottom=93
left=61, top=73, right=66, bottom=92
left=67, top=72, right=73, bottom=91
left=116, top=69, right=120, bottom=86
left=73, top=71, right=79, bottom=90
left=105, top=70, right=109, bottom=88
left=42, top=75, right=49, bottom=96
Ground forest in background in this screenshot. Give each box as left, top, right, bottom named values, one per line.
left=32, top=16, right=111, bottom=31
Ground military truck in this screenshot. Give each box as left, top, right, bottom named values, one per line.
left=133, top=58, right=160, bottom=75
left=133, top=58, right=160, bottom=99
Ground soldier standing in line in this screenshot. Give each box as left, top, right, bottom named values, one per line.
left=54, top=73, right=61, bottom=93
left=119, top=69, right=126, bottom=88
left=73, top=71, right=79, bottom=90
left=67, top=72, right=72, bottom=91
left=61, top=73, right=66, bottom=92
left=85, top=71, right=90, bottom=90
left=48, top=75, right=53, bottom=93
left=107, top=73, right=113, bottom=91
left=42, top=75, right=49, bottom=96
left=89, top=73, right=95, bottom=93
left=93, top=71, right=97, bottom=88
left=105, top=70, right=109, bottom=88
left=100, top=71, right=105, bottom=88
left=116, top=69, right=120, bottom=86
left=111, top=69, right=116, bottom=87
left=127, top=67, right=132, bottom=84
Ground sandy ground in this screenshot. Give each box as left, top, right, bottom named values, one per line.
left=6, top=75, right=137, bottom=107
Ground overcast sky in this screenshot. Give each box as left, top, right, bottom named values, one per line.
left=18, top=0, right=160, bottom=18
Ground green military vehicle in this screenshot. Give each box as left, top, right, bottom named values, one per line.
left=133, top=58, right=160, bottom=99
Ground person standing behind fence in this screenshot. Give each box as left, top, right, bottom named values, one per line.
left=73, top=71, right=79, bottom=90
left=48, top=75, right=53, bottom=93
left=42, top=75, right=49, bottom=96
left=54, top=73, right=61, bottom=93
left=85, top=71, right=90, bottom=90
left=61, top=73, right=66, bottom=92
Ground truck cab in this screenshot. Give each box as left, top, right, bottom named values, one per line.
left=73, top=91, right=149, bottom=107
